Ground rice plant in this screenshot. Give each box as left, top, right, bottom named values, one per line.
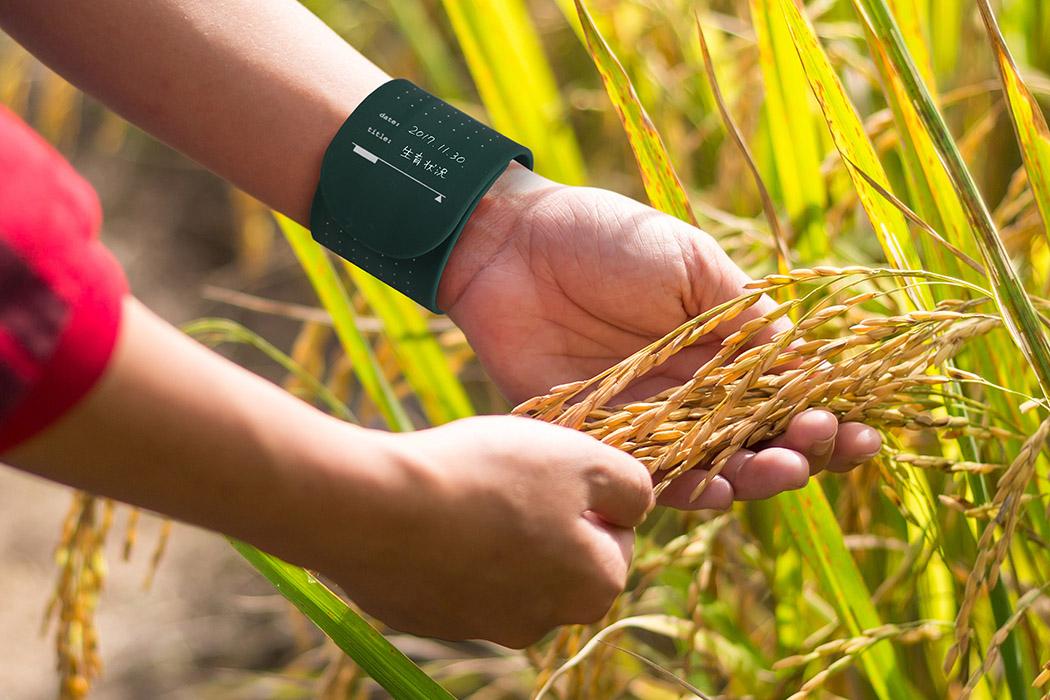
left=5, top=0, right=1050, bottom=698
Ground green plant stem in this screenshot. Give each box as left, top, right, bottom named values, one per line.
left=852, top=0, right=1050, bottom=405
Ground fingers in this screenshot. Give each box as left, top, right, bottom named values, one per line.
left=654, top=410, right=884, bottom=511
left=763, top=409, right=839, bottom=474
left=581, top=510, right=636, bottom=571
left=552, top=511, right=635, bottom=629
left=720, top=447, right=809, bottom=500
left=655, top=471, right=734, bottom=511
left=656, top=448, right=809, bottom=508
left=825, top=421, right=882, bottom=472
left=584, top=446, right=656, bottom=528
left=762, top=409, right=883, bottom=474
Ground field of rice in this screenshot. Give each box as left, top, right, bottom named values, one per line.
left=4, top=0, right=1050, bottom=698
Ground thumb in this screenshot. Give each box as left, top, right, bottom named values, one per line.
left=583, top=445, right=655, bottom=528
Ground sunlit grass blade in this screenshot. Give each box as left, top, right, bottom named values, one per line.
left=851, top=0, right=1050, bottom=402
left=575, top=0, right=698, bottom=226
left=977, top=0, right=1050, bottom=284
left=696, top=19, right=790, bottom=272
left=857, top=3, right=980, bottom=288
left=183, top=317, right=354, bottom=422
left=749, top=0, right=828, bottom=260
left=441, top=0, right=586, bottom=186
left=927, top=0, right=962, bottom=79
left=778, top=0, right=931, bottom=311
left=276, top=214, right=413, bottom=432
left=230, top=541, right=457, bottom=700
left=384, top=1, right=466, bottom=101
left=778, top=485, right=915, bottom=700
left=886, top=0, right=936, bottom=88
left=343, top=263, right=474, bottom=425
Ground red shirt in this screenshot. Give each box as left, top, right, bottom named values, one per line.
left=0, top=103, right=126, bottom=452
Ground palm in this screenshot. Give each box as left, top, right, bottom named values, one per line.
left=443, top=184, right=766, bottom=405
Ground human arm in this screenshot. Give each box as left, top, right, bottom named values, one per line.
left=0, top=0, right=384, bottom=225
left=4, top=297, right=654, bottom=648
left=0, top=0, right=879, bottom=507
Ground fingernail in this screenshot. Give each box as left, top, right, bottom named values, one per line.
left=812, top=436, right=835, bottom=457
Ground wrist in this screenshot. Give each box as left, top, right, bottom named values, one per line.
left=265, top=420, right=445, bottom=574
left=437, top=162, right=551, bottom=311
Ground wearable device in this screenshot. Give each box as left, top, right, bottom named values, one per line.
left=310, top=79, right=533, bottom=313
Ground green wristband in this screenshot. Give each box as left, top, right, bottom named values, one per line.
left=310, top=79, right=533, bottom=313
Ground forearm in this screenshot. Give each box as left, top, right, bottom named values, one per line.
left=3, top=297, right=398, bottom=564
left=0, top=0, right=389, bottom=224
left=1, top=297, right=655, bottom=647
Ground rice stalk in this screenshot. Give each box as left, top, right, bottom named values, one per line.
left=44, top=494, right=111, bottom=700
left=696, top=17, right=791, bottom=272
left=958, top=584, right=1050, bottom=700
left=516, top=267, right=1007, bottom=502
left=944, top=416, right=1050, bottom=674
left=773, top=621, right=947, bottom=700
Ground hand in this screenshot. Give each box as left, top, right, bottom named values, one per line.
left=439, top=166, right=881, bottom=510
left=319, top=415, right=654, bottom=648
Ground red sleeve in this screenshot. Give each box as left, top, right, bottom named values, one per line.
left=0, top=103, right=128, bottom=453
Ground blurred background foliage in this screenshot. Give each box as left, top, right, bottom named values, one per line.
left=4, top=0, right=1050, bottom=699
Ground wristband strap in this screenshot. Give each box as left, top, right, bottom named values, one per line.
left=310, top=79, right=533, bottom=313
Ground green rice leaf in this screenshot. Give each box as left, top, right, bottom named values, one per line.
left=849, top=3, right=1050, bottom=696
left=851, top=0, right=1050, bottom=403
left=778, top=484, right=915, bottom=700
left=857, top=6, right=980, bottom=286
left=276, top=214, right=413, bottom=432
left=343, top=263, right=474, bottom=425
left=230, top=541, right=457, bottom=700
left=183, top=317, right=354, bottom=422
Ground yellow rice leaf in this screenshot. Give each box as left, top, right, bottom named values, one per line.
left=442, top=0, right=586, bottom=186
left=779, top=0, right=930, bottom=309
left=750, top=0, right=828, bottom=259
left=886, top=0, right=935, bottom=89
left=575, top=0, right=698, bottom=226
left=978, top=0, right=1050, bottom=275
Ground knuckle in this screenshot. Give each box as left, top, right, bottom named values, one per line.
left=584, top=459, right=614, bottom=488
